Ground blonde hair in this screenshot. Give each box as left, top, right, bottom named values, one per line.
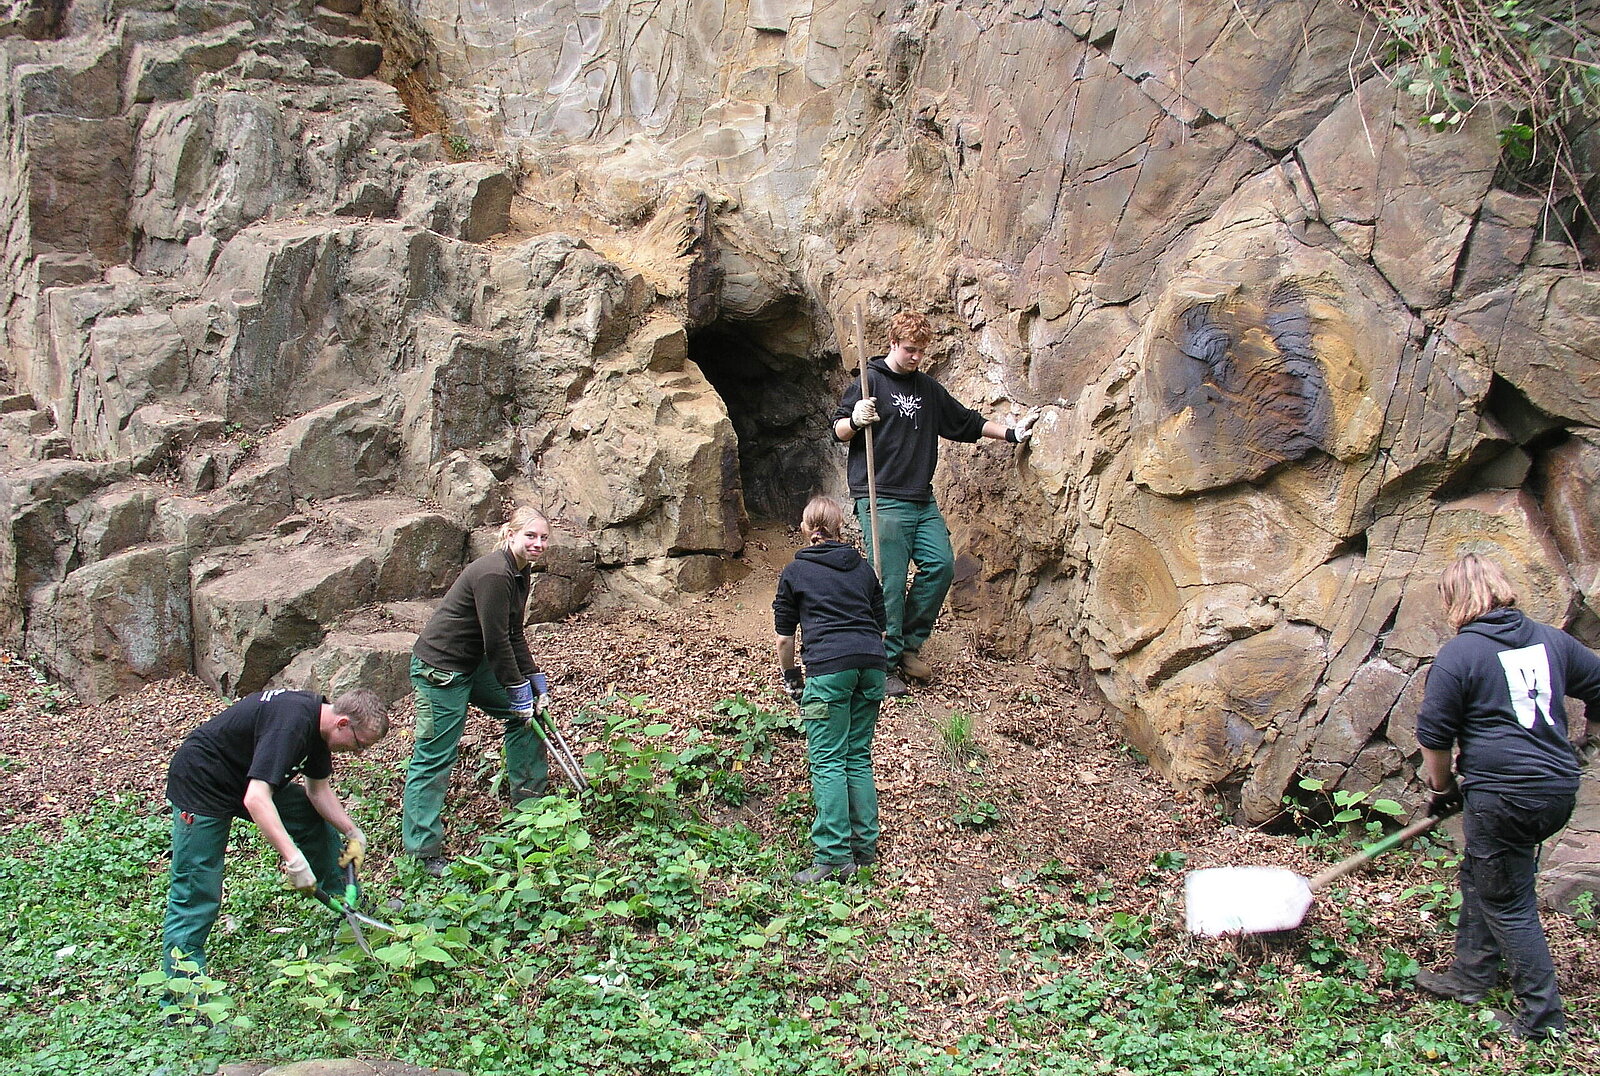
left=1439, top=553, right=1519, bottom=629
left=498, top=505, right=549, bottom=549
left=888, top=310, right=933, bottom=347
left=801, top=496, right=845, bottom=543
left=331, top=688, right=389, bottom=740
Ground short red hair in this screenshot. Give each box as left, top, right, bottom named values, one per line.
left=887, top=311, right=933, bottom=347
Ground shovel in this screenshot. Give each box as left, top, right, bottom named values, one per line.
left=1184, top=812, right=1449, bottom=937
left=852, top=306, right=880, bottom=576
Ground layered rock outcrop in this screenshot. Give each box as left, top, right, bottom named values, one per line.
left=2, top=2, right=1597, bottom=882
left=0, top=0, right=754, bottom=705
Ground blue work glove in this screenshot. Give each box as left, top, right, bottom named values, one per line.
left=532, top=673, right=551, bottom=717
left=782, top=667, right=804, bottom=704
left=506, top=679, right=534, bottom=715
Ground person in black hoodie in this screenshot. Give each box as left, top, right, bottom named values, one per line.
left=1413, top=553, right=1600, bottom=1040
left=774, top=495, right=888, bottom=882
left=832, top=310, right=1039, bottom=696
left=402, top=505, right=553, bottom=874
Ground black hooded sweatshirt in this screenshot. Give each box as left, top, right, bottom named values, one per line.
left=1416, top=607, right=1600, bottom=795
left=772, top=540, right=888, bottom=676
left=832, top=357, right=987, bottom=502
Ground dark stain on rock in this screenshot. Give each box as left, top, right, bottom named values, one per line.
left=1168, top=280, right=1331, bottom=481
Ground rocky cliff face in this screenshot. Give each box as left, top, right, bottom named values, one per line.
left=2, top=1, right=1597, bottom=863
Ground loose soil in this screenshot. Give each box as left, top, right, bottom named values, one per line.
left=0, top=525, right=1595, bottom=1067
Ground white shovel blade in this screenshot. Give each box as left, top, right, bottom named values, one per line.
left=1184, top=866, right=1315, bottom=936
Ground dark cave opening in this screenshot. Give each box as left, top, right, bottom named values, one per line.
left=687, top=317, right=842, bottom=527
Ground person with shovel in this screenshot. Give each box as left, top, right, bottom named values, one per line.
left=774, top=494, right=888, bottom=881
left=832, top=310, right=1039, bottom=697
left=162, top=687, right=389, bottom=981
left=1413, top=553, right=1600, bottom=1041
left=402, top=505, right=553, bottom=876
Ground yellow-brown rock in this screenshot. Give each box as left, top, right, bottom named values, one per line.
left=0, top=1, right=1597, bottom=858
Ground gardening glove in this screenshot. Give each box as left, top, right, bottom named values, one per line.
left=338, top=827, right=367, bottom=871
left=781, top=667, right=805, bottom=704
left=1009, top=407, right=1042, bottom=444
left=532, top=672, right=551, bottom=718
left=281, top=849, right=317, bottom=894
left=850, top=397, right=879, bottom=428
left=1427, top=779, right=1463, bottom=818
left=506, top=678, right=535, bottom=717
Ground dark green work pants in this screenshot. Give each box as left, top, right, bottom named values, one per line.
left=802, top=667, right=886, bottom=866
left=854, top=497, right=953, bottom=667
left=161, top=782, right=341, bottom=977
left=401, top=656, right=547, bottom=857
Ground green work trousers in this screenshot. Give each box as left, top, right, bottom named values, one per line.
left=801, top=667, right=886, bottom=866
left=161, top=782, right=342, bottom=978
left=855, top=496, right=953, bottom=667
left=402, top=655, right=547, bottom=857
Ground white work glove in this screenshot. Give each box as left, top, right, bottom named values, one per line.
left=1009, top=407, right=1042, bottom=444
left=282, top=849, right=317, bottom=893
left=338, top=827, right=367, bottom=871
left=851, top=398, right=879, bottom=428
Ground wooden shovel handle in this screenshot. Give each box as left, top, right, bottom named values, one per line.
left=1309, top=813, right=1443, bottom=893
left=852, top=306, right=880, bottom=576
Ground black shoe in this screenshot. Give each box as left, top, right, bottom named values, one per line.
left=884, top=674, right=909, bottom=698
left=791, top=862, right=857, bottom=883
left=420, top=855, right=449, bottom=877
left=1513, top=1019, right=1565, bottom=1042
left=1415, top=968, right=1487, bottom=1005
left=162, top=1009, right=214, bottom=1030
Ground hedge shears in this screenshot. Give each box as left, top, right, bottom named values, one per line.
left=315, top=863, right=395, bottom=956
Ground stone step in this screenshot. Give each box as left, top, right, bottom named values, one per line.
left=269, top=601, right=434, bottom=704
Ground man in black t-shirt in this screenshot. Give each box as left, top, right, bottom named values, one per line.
left=161, top=687, right=389, bottom=980
left=833, top=310, right=1040, bottom=696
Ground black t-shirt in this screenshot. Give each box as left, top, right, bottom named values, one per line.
left=166, top=690, right=332, bottom=818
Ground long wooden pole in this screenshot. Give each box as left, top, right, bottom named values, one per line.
left=852, top=307, right=881, bottom=576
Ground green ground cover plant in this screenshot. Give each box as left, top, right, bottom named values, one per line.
left=0, top=691, right=1587, bottom=1076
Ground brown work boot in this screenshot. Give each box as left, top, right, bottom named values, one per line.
left=884, top=673, right=910, bottom=698
left=899, top=650, right=934, bottom=681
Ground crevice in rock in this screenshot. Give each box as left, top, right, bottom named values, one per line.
left=363, top=0, right=453, bottom=143
left=1482, top=373, right=1562, bottom=447
left=1569, top=603, right=1600, bottom=649
left=1329, top=528, right=1368, bottom=560
left=1370, top=598, right=1401, bottom=653
left=1523, top=427, right=1572, bottom=505
left=686, top=314, right=840, bottom=527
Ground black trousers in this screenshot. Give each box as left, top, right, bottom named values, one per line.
left=1452, top=788, right=1574, bottom=1038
